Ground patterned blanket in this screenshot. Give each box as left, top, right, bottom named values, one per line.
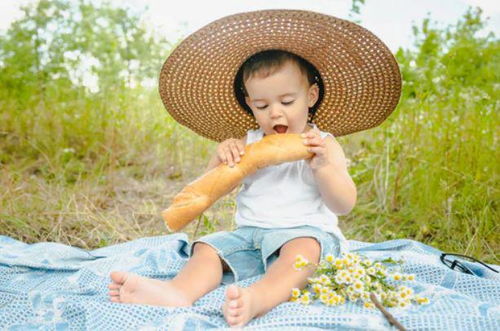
left=1, top=234, right=498, bottom=330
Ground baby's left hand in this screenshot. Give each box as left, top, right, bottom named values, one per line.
left=301, top=128, right=332, bottom=171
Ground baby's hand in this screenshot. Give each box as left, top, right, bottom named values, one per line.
left=217, top=138, right=245, bottom=167
left=301, top=128, right=331, bottom=171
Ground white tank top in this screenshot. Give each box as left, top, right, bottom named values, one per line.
left=235, top=123, right=347, bottom=241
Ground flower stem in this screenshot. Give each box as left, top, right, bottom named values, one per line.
left=370, top=293, right=407, bottom=331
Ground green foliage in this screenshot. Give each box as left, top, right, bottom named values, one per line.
left=343, top=7, right=499, bottom=262
left=349, top=0, right=366, bottom=22
left=0, top=0, right=204, bottom=182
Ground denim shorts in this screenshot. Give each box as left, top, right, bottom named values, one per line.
left=188, top=225, right=345, bottom=285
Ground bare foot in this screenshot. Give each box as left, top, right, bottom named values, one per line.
left=108, top=271, right=192, bottom=307
left=222, top=284, right=263, bottom=327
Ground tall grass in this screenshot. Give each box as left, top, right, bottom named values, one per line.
left=0, top=85, right=219, bottom=247
left=341, top=10, right=499, bottom=262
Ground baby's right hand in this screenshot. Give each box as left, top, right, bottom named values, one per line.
left=216, top=138, right=245, bottom=167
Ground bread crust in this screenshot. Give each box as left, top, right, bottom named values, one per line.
left=162, top=133, right=314, bottom=231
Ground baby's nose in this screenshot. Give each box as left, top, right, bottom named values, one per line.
left=269, top=105, right=284, bottom=118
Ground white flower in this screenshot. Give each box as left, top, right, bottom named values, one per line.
left=393, top=273, right=403, bottom=281
left=352, top=281, right=364, bottom=292
left=312, top=283, right=322, bottom=294
left=414, top=295, right=430, bottom=305
left=300, top=292, right=311, bottom=305
left=364, top=301, right=375, bottom=309
left=334, top=273, right=345, bottom=284
left=355, top=267, right=365, bottom=276
left=346, top=253, right=356, bottom=261
left=399, top=300, right=410, bottom=308
left=320, top=286, right=330, bottom=295
left=334, top=258, right=344, bottom=269
left=319, top=274, right=331, bottom=285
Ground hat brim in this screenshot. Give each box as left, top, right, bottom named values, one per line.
left=159, top=9, right=402, bottom=142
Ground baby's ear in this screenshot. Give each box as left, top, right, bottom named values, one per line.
left=308, top=83, right=319, bottom=107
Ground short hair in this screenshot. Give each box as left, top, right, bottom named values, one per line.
left=234, top=49, right=324, bottom=120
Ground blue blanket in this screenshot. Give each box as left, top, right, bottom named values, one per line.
left=1, top=234, right=499, bottom=330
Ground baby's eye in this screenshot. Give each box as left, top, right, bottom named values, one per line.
left=255, top=100, right=294, bottom=110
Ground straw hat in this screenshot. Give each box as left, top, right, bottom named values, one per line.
left=159, top=9, right=401, bottom=142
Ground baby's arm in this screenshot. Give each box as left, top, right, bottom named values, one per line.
left=204, top=135, right=247, bottom=173
left=312, top=136, right=357, bottom=215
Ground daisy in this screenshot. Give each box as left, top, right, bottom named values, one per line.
left=291, top=288, right=301, bottom=298
left=300, top=292, right=311, bottom=305
left=364, top=301, right=375, bottom=309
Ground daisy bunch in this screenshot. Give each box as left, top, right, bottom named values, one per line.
left=290, top=252, right=430, bottom=309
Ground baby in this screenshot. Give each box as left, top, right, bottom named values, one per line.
left=108, top=49, right=356, bottom=327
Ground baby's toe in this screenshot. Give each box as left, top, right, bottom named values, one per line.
left=110, top=271, right=128, bottom=285
left=110, top=296, right=121, bottom=303
left=229, top=306, right=244, bottom=317
left=108, top=290, right=120, bottom=297
left=108, top=283, right=120, bottom=290
left=226, top=284, right=240, bottom=300
left=229, top=299, right=237, bottom=308
left=230, top=295, right=244, bottom=309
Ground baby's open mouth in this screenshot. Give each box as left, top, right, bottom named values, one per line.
left=273, top=125, right=288, bottom=134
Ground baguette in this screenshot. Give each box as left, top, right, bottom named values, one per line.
left=162, top=133, right=314, bottom=231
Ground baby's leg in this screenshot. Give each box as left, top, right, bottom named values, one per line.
left=108, top=242, right=225, bottom=306
left=223, top=237, right=320, bottom=327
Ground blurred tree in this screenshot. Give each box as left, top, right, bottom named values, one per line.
left=0, top=0, right=170, bottom=106
left=349, top=0, right=366, bottom=23
left=396, top=7, right=499, bottom=102
left=0, top=0, right=173, bottom=168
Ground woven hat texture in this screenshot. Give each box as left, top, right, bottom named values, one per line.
left=159, top=9, right=402, bottom=142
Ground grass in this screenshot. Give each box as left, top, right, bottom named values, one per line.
left=1, top=86, right=497, bottom=264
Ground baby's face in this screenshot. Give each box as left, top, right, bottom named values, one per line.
left=244, top=61, right=319, bottom=136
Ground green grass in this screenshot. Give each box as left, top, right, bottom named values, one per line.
left=1, top=86, right=497, bottom=263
